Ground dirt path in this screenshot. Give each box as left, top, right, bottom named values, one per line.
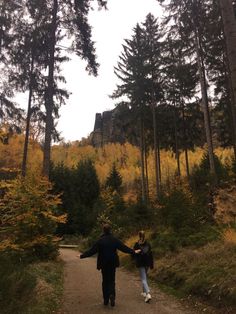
left=58, top=249, right=212, bottom=314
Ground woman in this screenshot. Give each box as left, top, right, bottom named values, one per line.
left=133, top=230, right=154, bottom=303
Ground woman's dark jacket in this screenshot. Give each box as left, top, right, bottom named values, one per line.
left=133, top=241, right=154, bottom=269
left=80, top=233, right=134, bottom=270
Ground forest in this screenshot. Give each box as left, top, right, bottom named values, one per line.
left=0, top=0, right=236, bottom=313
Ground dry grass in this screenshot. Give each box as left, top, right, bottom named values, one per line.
left=222, top=228, right=236, bottom=245
left=150, top=241, right=236, bottom=309
left=121, top=229, right=236, bottom=310
left=24, top=260, right=64, bottom=314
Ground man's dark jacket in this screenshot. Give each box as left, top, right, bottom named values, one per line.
left=80, top=233, right=134, bottom=270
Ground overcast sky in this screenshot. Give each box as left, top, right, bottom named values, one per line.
left=18, top=0, right=162, bottom=142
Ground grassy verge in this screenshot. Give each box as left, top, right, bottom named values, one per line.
left=120, top=227, right=236, bottom=312
left=151, top=242, right=236, bottom=309
left=25, top=260, right=64, bottom=314
left=0, top=257, right=64, bottom=314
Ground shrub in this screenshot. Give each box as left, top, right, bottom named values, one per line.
left=0, top=175, right=66, bottom=260
left=105, top=163, right=123, bottom=192
left=50, top=160, right=100, bottom=235
left=0, top=253, right=36, bottom=313
left=158, top=187, right=198, bottom=232
left=190, top=152, right=228, bottom=190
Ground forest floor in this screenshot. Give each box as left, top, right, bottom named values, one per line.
left=57, top=249, right=222, bottom=314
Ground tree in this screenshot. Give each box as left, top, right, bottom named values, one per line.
left=50, top=159, right=100, bottom=235
left=105, top=163, right=122, bottom=192
left=142, top=13, right=164, bottom=197
left=158, top=0, right=216, bottom=178
left=0, top=1, right=24, bottom=130
left=74, top=159, right=100, bottom=208
left=113, top=24, right=150, bottom=203
left=219, top=0, right=236, bottom=159
left=161, top=28, right=201, bottom=179
left=42, top=0, right=107, bottom=177
left=0, top=175, right=66, bottom=260
left=1, top=1, right=108, bottom=177
left=1, top=1, right=64, bottom=176
left=203, top=1, right=234, bottom=150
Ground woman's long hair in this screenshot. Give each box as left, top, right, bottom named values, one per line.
left=138, top=230, right=145, bottom=244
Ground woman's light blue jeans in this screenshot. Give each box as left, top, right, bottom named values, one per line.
left=139, top=267, right=150, bottom=294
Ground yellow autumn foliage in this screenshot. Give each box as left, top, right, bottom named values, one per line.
left=222, top=228, right=236, bottom=245
left=0, top=134, right=234, bottom=197
left=0, top=134, right=43, bottom=174
left=0, top=175, right=66, bottom=258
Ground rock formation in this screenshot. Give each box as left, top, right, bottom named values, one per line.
left=91, top=108, right=126, bottom=147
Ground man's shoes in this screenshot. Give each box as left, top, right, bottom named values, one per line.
left=141, top=292, right=147, bottom=297
left=145, top=293, right=151, bottom=303
left=110, top=294, right=115, bottom=307
left=104, top=299, right=109, bottom=306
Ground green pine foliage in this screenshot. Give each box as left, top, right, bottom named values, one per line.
left=190, top=152, right=228, bottom=189
left=50, top=159, right=100, bottom=235
left=74, top=159, right=100, bottom=207
left=158, top=187, right=198, bottom=233
left=105, top=163, right=122, bottom=192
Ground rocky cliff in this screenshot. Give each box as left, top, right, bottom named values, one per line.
left=91, top=107, right=127, bottom=147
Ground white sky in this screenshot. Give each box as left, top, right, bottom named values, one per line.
left=18, top=0, right=162, bottom=142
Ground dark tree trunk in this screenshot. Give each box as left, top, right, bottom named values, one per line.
left=43, top=0, right=58, bottom=177
left=22, top=51, right=34, bottom=177
left=195, top=31, right=216, bottom=177
left=140, top=117, right=147, bottom=204
left=144, top=140, right=149, bottom=202
left=152, top=97, right=161, bottom=198
left=184, top=147, right=190, bottom=179
left=173, top=102, right=181, bottom=177
left=226, top=66, right=236, bottom=159
left=157, top=137, right=162, bottom=184
left=181, top=102, right=190, bottom=180
left=219, top=0, right=236, bottom=160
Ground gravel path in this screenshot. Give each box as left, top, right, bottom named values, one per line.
left=58, top=249, right=206, bottom=314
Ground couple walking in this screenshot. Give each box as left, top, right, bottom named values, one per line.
left=80, top=224, right=153, bottom=307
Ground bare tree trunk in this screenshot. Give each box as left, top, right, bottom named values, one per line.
left=22, top=51, right=34, bottom=177
left=181, top=101, right=190, bottom=180
left=157, top=134, right=162, bottom=184
left=140, top=117, right=147, bottom=204
left=195, top=31, right=216, bottom=177
left=152, top=97, right=161, bottom=198
left=219, top=0, right=236, bottom=160
left=144, top=141, right=149, bottom=202
left=186, top=0, right=215, bottom=177
left=43, top=0, right=58, bottom=177
left=184, top=148, right=190, bottom=179
left=225, top=62, right=236, bottom=159
left=173, top=102, right=181, bottom=177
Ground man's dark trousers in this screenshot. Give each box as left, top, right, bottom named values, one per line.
left=101, top=266, right=116, bottom=304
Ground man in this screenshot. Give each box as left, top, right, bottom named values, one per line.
left=80, top=224, right=139, bottom=307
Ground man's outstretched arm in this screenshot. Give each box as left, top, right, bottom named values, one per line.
left=117, top=239, right=139, bottom=255
left=80, top=242, right=99, bottom=259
